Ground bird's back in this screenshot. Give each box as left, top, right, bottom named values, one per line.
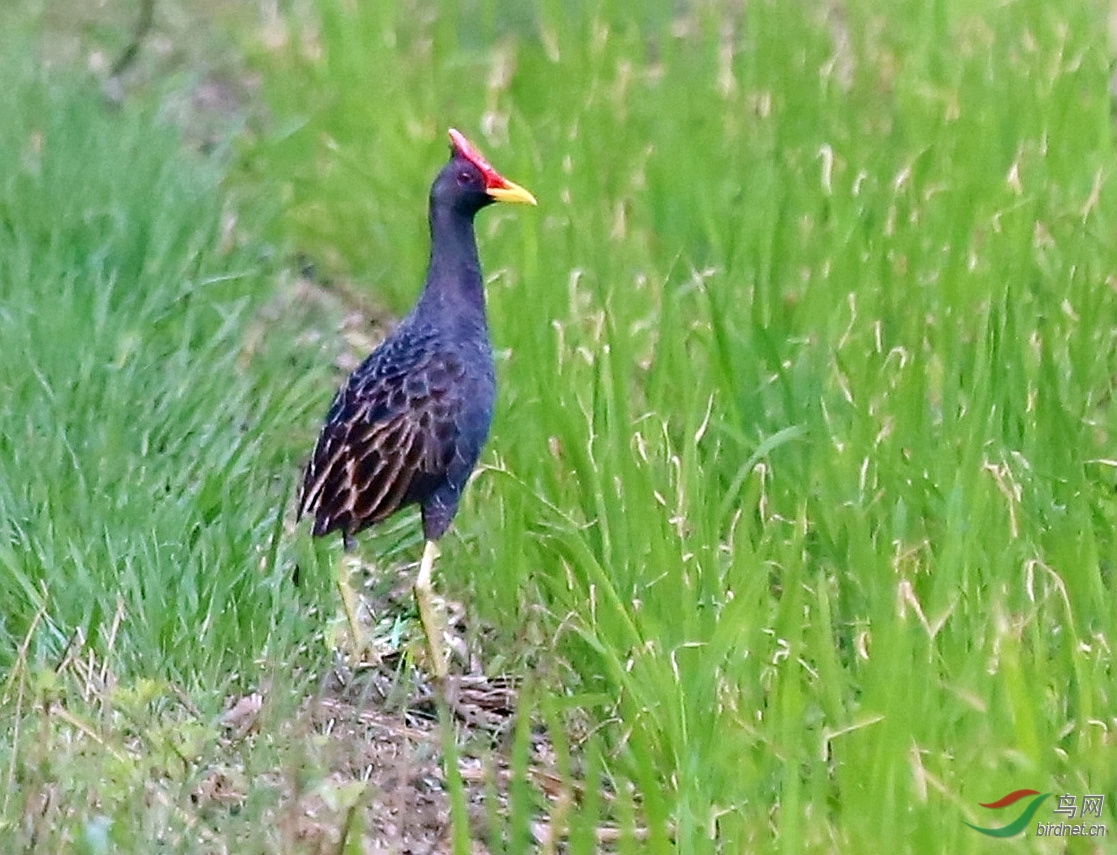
left=297, top=314, right=495, bottom=542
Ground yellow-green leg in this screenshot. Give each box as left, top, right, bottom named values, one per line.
left=336, top=552, right=363, bottom=658
left=414, top=540, right=448, bottom=679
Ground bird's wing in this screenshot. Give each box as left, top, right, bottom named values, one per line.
left=297, top=329, right=464, bottom=537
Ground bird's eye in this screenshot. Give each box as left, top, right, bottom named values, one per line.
left=457, top=170, right=472, bottom=184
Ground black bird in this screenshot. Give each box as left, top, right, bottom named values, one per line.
left=298, top=129, right=536, bottom=676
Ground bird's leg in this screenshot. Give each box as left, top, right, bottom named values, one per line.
left=337, top=534, right=363, bottom=659
left=414, top=539, right=448, bottom=679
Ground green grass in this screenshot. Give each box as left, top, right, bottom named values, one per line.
left=0, top=30, right=341, bottom=849
left=0, top=55, right=319, bottom=683
left=3, top=0, right=1117, bottom=851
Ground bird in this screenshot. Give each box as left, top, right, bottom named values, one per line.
left=297, top=128, right=536, bottom=678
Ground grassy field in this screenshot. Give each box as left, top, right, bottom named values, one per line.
left=2, top=0, right=1116, bottom=852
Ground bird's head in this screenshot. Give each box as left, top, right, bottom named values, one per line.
left=433, top=128, right=537, bottom=214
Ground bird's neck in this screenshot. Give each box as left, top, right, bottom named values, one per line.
left=418, top=205, right=487, bottom=326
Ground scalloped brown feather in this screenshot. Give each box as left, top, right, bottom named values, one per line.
left=297, top=338, right=470, bottom=540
